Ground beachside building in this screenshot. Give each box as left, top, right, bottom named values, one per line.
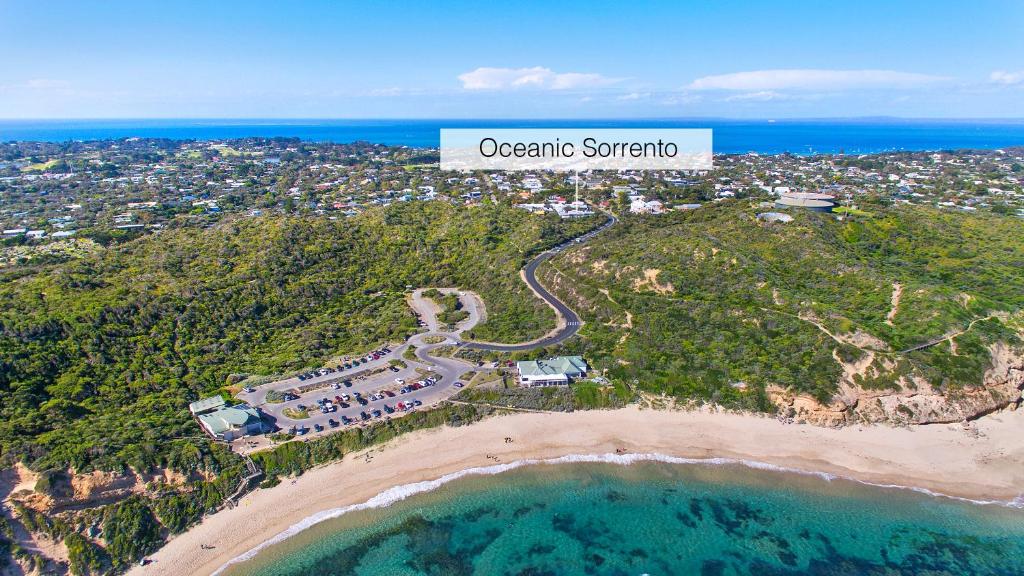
left=191, top=396, right=264, bottom=441
left=516, top=356, right=588, bottom=387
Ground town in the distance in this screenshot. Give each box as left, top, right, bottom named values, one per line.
left=4, top=138, right=1023, bottom=249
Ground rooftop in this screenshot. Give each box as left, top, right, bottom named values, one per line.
left=189, top=396, right=226, bottom=415
left=775, top=197, right=835, bottom=208
left=197, top=405, right=261, bottom=435
left=517, top=356, right=588, bottom=378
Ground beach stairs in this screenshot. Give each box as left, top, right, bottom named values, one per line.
left=223, top=455, right=263, bottom=510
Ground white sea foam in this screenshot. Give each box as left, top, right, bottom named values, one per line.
left=212, top=452, right=1024, bottom=575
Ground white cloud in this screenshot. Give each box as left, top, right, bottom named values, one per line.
left=660, top=92, right=703, bottom=106
left=22, top=78, right=71, bottom=90
left=724, top=90, right=787, bottom=102
left=687, top=69, right=948, bottom=91
left=616, top=92, right=650, bottom=101
left=990, top=70, right=1024, bottom=85
left=458, top=67, right=620, bottom=91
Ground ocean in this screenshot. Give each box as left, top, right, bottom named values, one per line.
left=218, top=458, right=1024, bottom=576
left=2, top=119, right=1024, bottom=154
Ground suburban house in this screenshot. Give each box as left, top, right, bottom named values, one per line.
left=551, top=201, right=595, bottom=219
left=190, top=396, right=264, bottom=441
left=516, top=356, right=588, bottom=387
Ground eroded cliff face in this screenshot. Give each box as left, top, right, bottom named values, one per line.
left=7, top=466, right=197, bottom=515
left=770, top=342, right=1024, bottom=427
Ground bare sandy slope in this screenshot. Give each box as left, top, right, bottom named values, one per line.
left=129, top=407, right=1024, bottom=576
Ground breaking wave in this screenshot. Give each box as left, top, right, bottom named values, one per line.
left=212, top=452, right=1024, bottom=575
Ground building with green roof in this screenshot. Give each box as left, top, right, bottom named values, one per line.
left=196, top=404, right=264, bottom=441
left=515, top=356, right=588, bottom=387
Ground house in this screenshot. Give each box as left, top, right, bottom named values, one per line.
left=551, top=201, right=595, bottom=219
left=630, top=198, right=664, bottom=214
left=516, top=356, right=588, bottom=387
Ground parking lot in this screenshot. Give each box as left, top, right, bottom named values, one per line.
left=233, top=289, right=486, bottom=445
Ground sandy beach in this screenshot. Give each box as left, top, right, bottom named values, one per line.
left=129, top=406, right=1024, bottom=576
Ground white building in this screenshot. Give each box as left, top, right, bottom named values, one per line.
left=516, top=356, right=588, bottom=387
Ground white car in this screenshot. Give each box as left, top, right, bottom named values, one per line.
left=395, top=378, right=405, bottom=385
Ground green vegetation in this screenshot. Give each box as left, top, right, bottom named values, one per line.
left=543, top=201, right=1024, bottom=407
left=282, top=407, right=309, bottom=419
left=102, top=497, right=162, bottom=569
left=454, top=379, right=632, bottom=411
left=572, top=380, right=633, bottom=409
left=0, top=202, right=596, bottom=473
left=423, top=289, right=470, bottom=329
left=454, top=385, right=576, bottom=412
left=0, top=202, right=596, bottom=571
left=65, top=532, right=110, bottom=576
left=833, top=205, right=874, bottom=217
left=2, top=193, right=1022, bottom=572
left=253, top=402, right=490, bottom=480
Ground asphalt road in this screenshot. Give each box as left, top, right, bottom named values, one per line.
left=232, top=214, right=615, bottom=444
left=462, top=213, right=617, bottom=352
left=236, top=290, right=488, bottom=441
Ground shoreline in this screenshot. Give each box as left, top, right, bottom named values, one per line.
left=129, top=406, right=1024, bottom=576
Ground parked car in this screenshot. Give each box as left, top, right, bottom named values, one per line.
left=372, top=409, right=382, bottom=418
left=314, top=424, right=323, bottom=432
left=243, top=387, right=255, bottom=393
left=328, top=419, right=339, bottom=428
left=454, top=381, right=464, bottom=388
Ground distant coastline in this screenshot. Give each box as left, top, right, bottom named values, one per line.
left=3, top=118, right=1024, bottom=154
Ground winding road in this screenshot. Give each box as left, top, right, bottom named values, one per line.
left=229, top=213, right=616, bottom=449
left=461, top=213, right=617, bottom=352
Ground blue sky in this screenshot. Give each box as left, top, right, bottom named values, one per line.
left=1, top=0, right=1022, bottom=118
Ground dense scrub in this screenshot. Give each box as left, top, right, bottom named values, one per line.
left=544, top=200, right=1024, bottom=406
left=0, top=201, right=596, bottom=572
left=0, top=202, right=597, bottom=473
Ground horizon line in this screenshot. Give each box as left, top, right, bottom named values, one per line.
left=3, top=116, right=1024, bottom=123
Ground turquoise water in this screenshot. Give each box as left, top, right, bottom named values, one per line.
left=222, top=461, right=1024, bottom=576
